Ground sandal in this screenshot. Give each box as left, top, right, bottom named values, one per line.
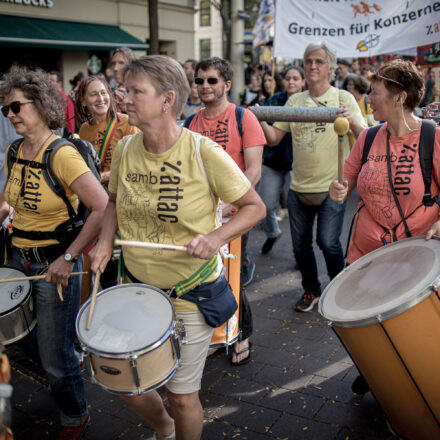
left=229, top=341, right=252, bottom=366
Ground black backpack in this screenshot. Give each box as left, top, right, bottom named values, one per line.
left=6, top=131, right=101, bottom=244
left=361, top=120, right=437, bottom=207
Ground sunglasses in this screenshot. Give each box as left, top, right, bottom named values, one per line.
left=194, top=77, right=220, bottom=85
left=1, top=101, right=34, bottom=117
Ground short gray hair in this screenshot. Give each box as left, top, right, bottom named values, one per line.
left=123, top=55, right=189, bottom=118
left=303, top=42, right=337, bottom=81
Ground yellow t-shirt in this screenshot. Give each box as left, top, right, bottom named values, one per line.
left=109, top=129, right=251, bottom=310
left=79, top=114, right=139, bottom=172
left=5, top=136, right=92, bottom=248
left=274, top=87, right=366, bottom=193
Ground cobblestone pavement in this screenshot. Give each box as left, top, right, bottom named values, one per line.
left=7, top=192, right=396, bottom=439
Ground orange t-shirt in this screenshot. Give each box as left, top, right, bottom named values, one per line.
left=344, top=124, right=440, bottom=263
left=188, top=103, right=266, bottom=172
left=79, top=113, right=138, bottom=172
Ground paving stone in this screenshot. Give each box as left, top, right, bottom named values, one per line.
left=209, top=375, right=270, bottom=404
left=214, top=400, right=281, bottom=435
left=270, top=413, right=339, bottom=439
left=252, top=346, right=299, bottom=369
left=253, top=364, right=313, bottom=391
left=303, top=376, right=358, bottom=404
left=259, top=387, right=326, bottom=419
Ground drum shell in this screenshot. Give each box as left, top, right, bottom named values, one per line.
left=0, top=292, right=35, bottom=345
left=334, top=291, right=440, bottom=440
left=85, top=332, right=179, bottom=395
left=210, top=236, right=241, bottom=348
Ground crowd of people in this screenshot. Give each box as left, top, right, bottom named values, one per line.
left=0, top=41, right=438, bottom=440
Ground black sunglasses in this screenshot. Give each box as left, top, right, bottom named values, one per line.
left=194, top=77, right=220, bottom=85
left=1, top=101, right=34, bottom=117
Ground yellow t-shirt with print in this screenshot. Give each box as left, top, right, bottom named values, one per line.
left=5, top=136, right=92, bottom=248
left=274, top=87, right=366, bottom=193
left=109, top=129, right=251, bottom=311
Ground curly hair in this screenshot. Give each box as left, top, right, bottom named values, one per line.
left=74, top=75, right=117, bottom=126
left=371, top=59, right=425, bottom=111
left=0, top=65, right=64, bottom=130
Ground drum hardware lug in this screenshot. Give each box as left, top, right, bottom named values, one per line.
left=431, top=275, right=440, bottom=291
left=129, top=359, right=141, bottom=391
left=83, top=354, right=95, bottom=379
left=376, top=314, right=383, bottom=323
left=327, top=321, right=333, bottom=327
left=171, top=329, right=182, bottom=361
left=176, top=319, right=187, bottom=344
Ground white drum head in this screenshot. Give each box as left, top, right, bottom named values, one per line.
left=319, top=237, right=440, bottom=327
left=0, top=267, right=31, bottom=314
left=77, top=284, right=174, bottom=354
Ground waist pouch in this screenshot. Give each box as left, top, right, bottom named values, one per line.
left=181, top=271, right=237, bottom=328
left=294, top=191, right=328, bottom=206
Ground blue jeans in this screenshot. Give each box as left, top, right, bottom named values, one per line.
left=287, top=190, right=346, bottom=294
left=258, top=165, right=292, bottom=239
left=9, top=248, right=88, bottom=426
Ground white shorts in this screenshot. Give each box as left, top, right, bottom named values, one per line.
left=165, top=310, right=214, bottom=394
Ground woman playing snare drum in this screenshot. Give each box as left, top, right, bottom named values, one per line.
left=0, top=66, right=108, bottom=438
left=90, top=55, right=265, bottom=440
left=329, top=59, right=440, bottom=393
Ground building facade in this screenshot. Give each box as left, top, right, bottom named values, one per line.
left=0, top=0, right=196, bottom=91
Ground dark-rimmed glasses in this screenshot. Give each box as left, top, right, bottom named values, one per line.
left=1, top=101, right=34, bottom=117
left=194, top=77, right=220, bottom=85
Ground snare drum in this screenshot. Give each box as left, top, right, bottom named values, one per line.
left=0, top=267, right=35, bottom=345
left=319, top=237, right=440, bottom=440
left=76, top=283, right=181, bottom=395
left=210, top=236, right=241, bottom=348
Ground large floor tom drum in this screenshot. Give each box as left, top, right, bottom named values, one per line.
left=319, top=237, right=440, bottom=440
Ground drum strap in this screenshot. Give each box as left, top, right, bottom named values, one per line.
left=124, top=255, right=219, bottom=298
left=172, top=255, right=219, bottom=298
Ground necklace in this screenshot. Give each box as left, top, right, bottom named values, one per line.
left=6, top=131, right=54, bottom=230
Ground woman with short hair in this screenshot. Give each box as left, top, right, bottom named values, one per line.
left=90, top=55, right=265, bottom=440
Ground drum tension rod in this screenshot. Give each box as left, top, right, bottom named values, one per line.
left=130, top=359, right=141, bottom=390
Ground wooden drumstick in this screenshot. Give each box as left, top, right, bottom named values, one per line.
left=86, top=270, right=101, bottom=330
left=0, top=271, right=87, bottom=284
left=333, top=117, right=350, bottom=184
left=115, top=239, right=237, bottom=259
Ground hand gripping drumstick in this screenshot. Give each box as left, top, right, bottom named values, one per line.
left=86, top=270, right=101, bottom=330
left=114, top=239, right=237, bottom=260
left=333, top=117, right=350, bottom=184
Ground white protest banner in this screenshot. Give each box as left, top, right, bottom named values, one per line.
left=274, top=0, right=440, bottom=59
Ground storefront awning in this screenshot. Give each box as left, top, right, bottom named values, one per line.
left=0, top=14, right=149, bottom=51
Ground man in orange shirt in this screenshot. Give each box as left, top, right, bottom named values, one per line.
left=186, top=57, right=266, bottom=365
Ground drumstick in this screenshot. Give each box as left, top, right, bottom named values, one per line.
left=86, top=270, right=101, bottom=331
left=333, top=117, right=350, bottom=184
left=115, top=239, right=237, bottom=260
left=0, top=271, right=87, bottom=283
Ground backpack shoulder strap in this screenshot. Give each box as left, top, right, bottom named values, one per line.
left=361, top=124, right=382, bottom=167
left=235, top=106, right=245, bottom=137
left=184, top=113, right=197, bottom=129
left=6, top=138, right=24, bottom=177
left=419, top=119, right=437, bottom=206
left=42, top=138, right=79, bottom=222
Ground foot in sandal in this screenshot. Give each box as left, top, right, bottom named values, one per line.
left=230, top=339, right=252, bottom=366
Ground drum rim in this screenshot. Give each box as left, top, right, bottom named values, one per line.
left=0, top=266, right=32, bottom=315
left=76, top=283, right=176, bottom=357
left=318, top=236, right=439, bottom=328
